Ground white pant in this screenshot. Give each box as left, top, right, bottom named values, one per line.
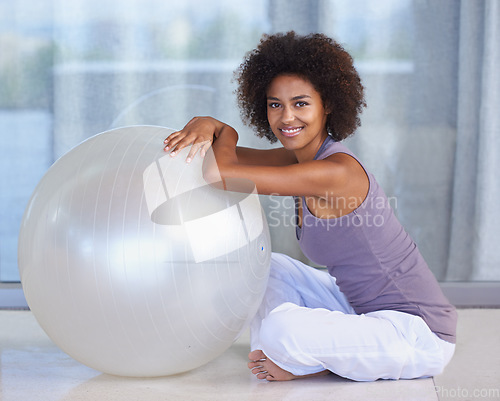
left=250, top=253, right=455, bottom=381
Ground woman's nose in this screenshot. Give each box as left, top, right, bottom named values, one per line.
left=281, top=106, right=294, bottom=123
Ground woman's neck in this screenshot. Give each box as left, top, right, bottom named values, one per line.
left=294, top=131, right=329, bottom=163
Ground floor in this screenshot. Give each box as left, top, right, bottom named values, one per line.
left=1, top=309, right=499, bottom=401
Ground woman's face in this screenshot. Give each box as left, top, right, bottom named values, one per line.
left=266, top=74, right=329, bottom=156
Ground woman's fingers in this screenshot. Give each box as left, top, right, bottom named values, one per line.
left=163, top=130, right=181, bottom=150
left=185, top=139, right=212, bottom=163
left=163, top=130, right=191, bottom=155
left=164, top=132, right=213, bottom=163
left=163, top=117, right=217, bottom=160
left=199, top=141, right=213, bottom=158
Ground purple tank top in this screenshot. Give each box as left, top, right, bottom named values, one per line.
left=296, top=136, right=457, bottom=343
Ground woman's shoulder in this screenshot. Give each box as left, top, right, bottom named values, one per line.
left=316, top=137, right=356, bottom=161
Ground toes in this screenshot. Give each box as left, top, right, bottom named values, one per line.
left=248, top=360, right=265, bottom=367
left=247, top=360, right=264, bottom=369
left=251, top=366, right=265, bottom=375
left=248, top=349, right=266, bottom=362
left=248, top=349, right=275, bottom=381
left=256, top=371, right=271, bottom=380
left=249, top=362, right=267, bottom=377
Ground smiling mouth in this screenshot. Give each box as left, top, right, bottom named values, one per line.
left=280, top=127, right=303, bottom=137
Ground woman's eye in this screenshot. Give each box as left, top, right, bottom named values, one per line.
left=268, top=103, right=280, bottom=109
left=296, top=101, right=308, bottom=107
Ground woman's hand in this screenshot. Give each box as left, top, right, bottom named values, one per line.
left=163, top=117, right=222, bottom=163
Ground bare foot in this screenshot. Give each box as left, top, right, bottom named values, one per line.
left=247, top=350, right=330, bottom=381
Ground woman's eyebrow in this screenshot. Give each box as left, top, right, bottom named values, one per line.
left=266, top=95, right=312, bottom=101
left=291, top=95, right=311, bottom=101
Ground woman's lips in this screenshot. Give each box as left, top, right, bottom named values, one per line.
left=280, top=127, right=303, bottom=137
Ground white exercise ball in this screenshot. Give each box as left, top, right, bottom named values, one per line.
left=18, top=125, right=271, bottom=377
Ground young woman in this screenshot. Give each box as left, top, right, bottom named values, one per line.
left=163, top=31, right=457, bottom=382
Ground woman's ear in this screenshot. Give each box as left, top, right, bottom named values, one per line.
left=324, top=101, right=332, bottom=115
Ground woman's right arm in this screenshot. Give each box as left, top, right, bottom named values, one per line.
left=236, top=146, right=297, bottom=166
left=164, top=116, right=297, bottom=167
left=167, top=116, right=365, bottom=199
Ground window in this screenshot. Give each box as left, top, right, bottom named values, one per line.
left=2, top=0, right=499, bottom=307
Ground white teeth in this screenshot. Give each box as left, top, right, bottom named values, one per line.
left=281, top=128, right=301, bottom=134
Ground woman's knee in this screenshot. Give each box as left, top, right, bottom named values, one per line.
left=269, top=253, right=299, bottom=277
left=258, top=302, right=301, bottom=352
left=269, top=253, right=314, bottom=287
